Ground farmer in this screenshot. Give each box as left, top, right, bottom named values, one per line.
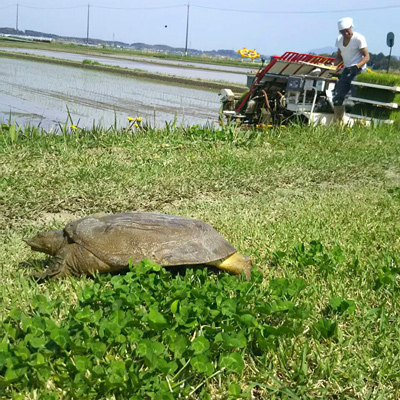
left=332, top=17, right=370, bottom=123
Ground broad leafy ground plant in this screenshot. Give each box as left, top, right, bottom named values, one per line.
left=1, top=252, right=368, bottom=399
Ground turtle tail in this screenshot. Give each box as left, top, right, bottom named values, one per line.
left=209, top=252, right=253, bottom=280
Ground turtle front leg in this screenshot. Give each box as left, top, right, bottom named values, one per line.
left=31, top=256, right=69, bottom=281
left=208, top=252, right=253, bottom=280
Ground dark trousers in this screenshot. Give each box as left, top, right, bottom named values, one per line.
left=333, top=67, right=361, bottom=106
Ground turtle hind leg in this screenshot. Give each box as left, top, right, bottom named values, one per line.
left=208, top=252, right=253, bottom=280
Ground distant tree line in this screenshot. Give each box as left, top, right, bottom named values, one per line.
left=317, top=51, right=400, bottom=71
left=368, top=52, right=400, bottom=70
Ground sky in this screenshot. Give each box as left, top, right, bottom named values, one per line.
left=0, top=0, right=399, bottom=56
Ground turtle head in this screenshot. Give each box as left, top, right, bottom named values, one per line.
left=23, top=230, right=65, bottom=256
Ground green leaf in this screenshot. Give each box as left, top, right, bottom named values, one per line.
left=133, top=258, right=162, bottom=274
left=99, top=320, right=121, bottom=338
left=79, top=285, right=95, bottom=302
left=170, top=300, right=179, bottom=314
left=91, top=309, right=103, bottom=324
left=14, top=344, right=30, bottom=361
left=164, top=332, right=189, bottom=358
left=270, top=278, right=290, bottom=296
left=221, top=299, right=237, bottom=316
left=4, top=367, right=25, bottom=384
left=32, top=295, right=53, bottom=315
left=0, top=341, right=9, bottom=353
left=105, top=360, right=127, bottom=389
left=329, top=297, right=356, bottom=315
left=314, top=318, right=339, bottom=340
left=287, top=278, right=307, bottom=298
left=4, top=325, right=17, bottom=340
left=190, top=336, right=210, bottom=355
left=191, top=354, right=214, bottom=375
left=11, top=395, right=25, bottom=400
left=108, top=360, right=126, bottom=377
left=270, top=300, right=295, bottom=313
left=137, top=340, right=165, bottom=365
left=239, top=314, right=258, bottom=327
left=91, top=341, right=107, bottom=358
left=92, top=364, right=106, bottom=378
left=9, top=308, right=23, bottom=321
left=155, top=358, right=178, bottom=375
left=147, top=309, right=168, bottom=330
left=37, top=366, right=52, bottom=382
left=331, top=245, right=346, bottom=263
left=74, top=356, right=91, bottom=372
left=219, top=352, right=244, bottom=373
left=28, top=336, right=46, bottom=349
left=74, top=306, right=92, bottom=323
left=29, top=352, right=46, bottom=367
left=128, top=329, right=143, bottom=344
left=50, top=328, right=69, bottom=348
left=256, top=331, right=276, bottom=350
left=200, top=390, right=212, bottom=400
left=215, top=332, right=247, bottom=349
left=228, top=382, right=242, bottom=396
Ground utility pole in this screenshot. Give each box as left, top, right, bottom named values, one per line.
left=16, top=3, right=19, bottom=31
left=86, top=3, right=90, bottom=45
left=184, top=3, right=190, bottom=56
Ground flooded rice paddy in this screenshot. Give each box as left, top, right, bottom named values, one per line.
left=0, top=57, right=225, bottom=129
left=0, top=47, right=249, bottom=84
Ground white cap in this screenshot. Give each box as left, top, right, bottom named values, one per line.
left=338, top=17, right=353, bottom=31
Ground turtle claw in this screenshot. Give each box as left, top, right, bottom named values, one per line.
left=30, top=262, right=66, bottom=281
left=19, top=262, right=35, bottom=269
left=30, top=271, right=50, bottom=282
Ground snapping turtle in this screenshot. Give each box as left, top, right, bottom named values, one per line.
left=24, top=212, right=252, bottom=280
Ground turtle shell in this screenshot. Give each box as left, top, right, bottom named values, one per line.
left=64, top=212, right=236, bottom=268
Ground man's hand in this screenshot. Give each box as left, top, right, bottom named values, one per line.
left=335, top=66, right=342, bottom=74
left=350, top=65, right=361, bottom=74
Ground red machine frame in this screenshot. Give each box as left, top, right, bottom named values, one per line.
left=236, top=52, right=338, bottom=113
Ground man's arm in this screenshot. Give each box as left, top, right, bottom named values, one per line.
left=356, top=47, right=370, bottom=69
left=333, top=49, right=343, bottom=66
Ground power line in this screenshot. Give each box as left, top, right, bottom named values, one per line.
left=92, top=4, right=185, bottom=10
left=15, top=4, right=185, bottom=10
left=192, top=4, right=400, bottom=14
left=3, top=3, right=400, bottom=13
left=19, top=4, right=86, bottom=10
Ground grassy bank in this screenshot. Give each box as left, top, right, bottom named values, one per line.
left=1, top=122, right=400, bottom=399
left=0, top=39, right=259, bottom=69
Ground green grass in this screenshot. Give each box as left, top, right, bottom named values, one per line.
left=1, top=122, right=400, bottom=399
left=82, top=59, right=101, bottom=66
